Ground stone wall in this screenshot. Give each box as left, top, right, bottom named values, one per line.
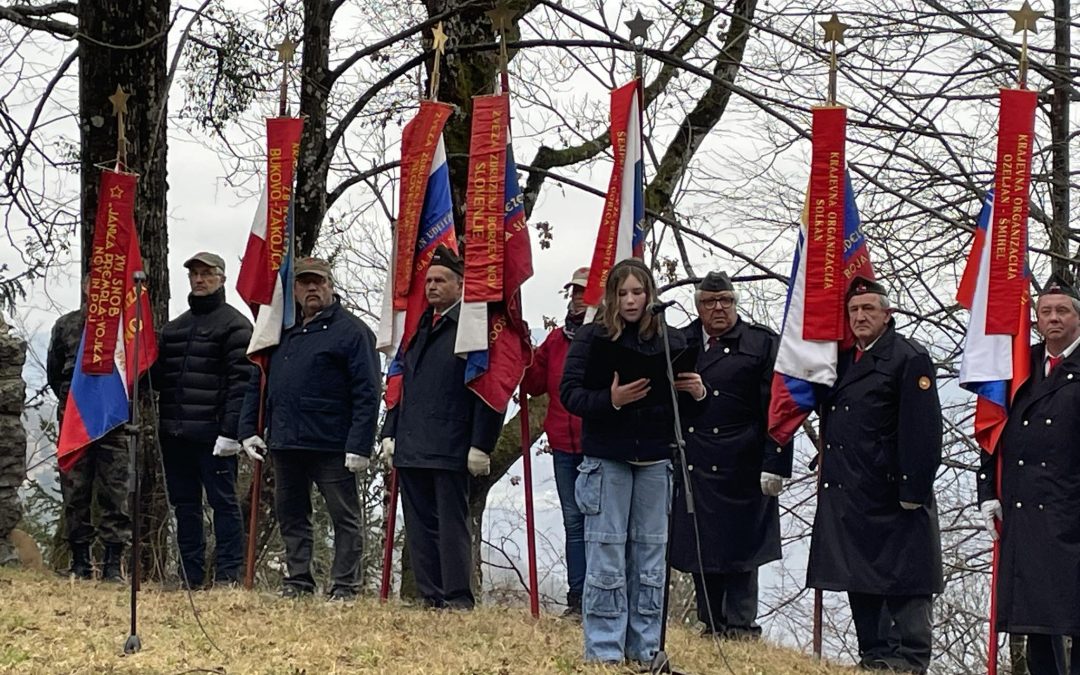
left=0, top=313, right=27, bottom=566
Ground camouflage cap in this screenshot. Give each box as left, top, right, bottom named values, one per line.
left=184, top=251, right=226, bottom=273
left=295, top=257, right=333, bottom=281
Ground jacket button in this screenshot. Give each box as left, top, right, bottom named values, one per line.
left=688, top=426, right=695, bottom=433
left=1018, top=460, right=1024, bottom=467
left=830, top=405, right=836, bottom=411
left=723, top=347, right=730, bottom=354
left=902, top=474, right=908, bottom=481
left=711, top=465, right=717, bottom=472
left=713, top=390, right=719, bottom=397
left=979, top=473, right=986, bottom=480
left=687, top=464, right=694, bottom=472
left=1069, top=373, right=1074, bottom=380
left=1038, top=504, right=1045, bottom=510
left=1045, top=418, right=1052, bottom=425
left=844, top=405, right=850, bottom=411
left=823, top=482, right=830, bottom=489
left=323, top=325, right=328, bottom=329
left=1023, top=420, right=1029, bottom=426
left=713, top=428, right=718, bottom=434
left=826, top=443, right=831, bottom=449
left=1041, top=461, right=1047, bottom=468
left=1015, top=501, right=1022, bottom=509
left=776, top=447, right=782, bottom=453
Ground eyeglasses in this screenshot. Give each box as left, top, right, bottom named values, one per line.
left=700, top=296, right=735, bottom=309
left=187, top=269, right=221, bottom=279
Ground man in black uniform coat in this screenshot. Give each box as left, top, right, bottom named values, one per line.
left=807, top=276, right=943, bottom=674
left=672, top=271, right=792, bottom=638
left=978, top=274, right=1080, bottom=675
left=380, top=245, right=504, bottom=610
left=156, top=252, right=253, bottom=588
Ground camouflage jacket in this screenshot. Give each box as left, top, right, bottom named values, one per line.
left=46, top=309, right=83, bottom=417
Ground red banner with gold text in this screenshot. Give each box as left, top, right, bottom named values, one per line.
left=986, top=88, right=1036, bottom=335
left=802, top=106, right=847, bottom=341
left=464, top=94, right=508, bottom=302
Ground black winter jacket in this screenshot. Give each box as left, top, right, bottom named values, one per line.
left=560, top=320, right=703, bottom=462
left=381, top=303, right=504, bottom=471
left=238, top=299, right=381, bottom=456
left=155, top=288, right=254, bottom=442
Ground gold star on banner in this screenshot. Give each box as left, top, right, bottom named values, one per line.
left=432, top=21, right=448, bottom=55
left=625, top=10, right=653, bottom=42
left=109, top=184, right=124, bottom=199
left=820, top=13, right=850, bottom=46
left=1007, top=1, right=1044, bottom=34
left=276, top=38, right=297, bottom=63
left=108, top=85, right=130, bottom=117
left=486, top=4, right=516, bottom=34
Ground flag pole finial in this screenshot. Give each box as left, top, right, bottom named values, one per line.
left=819, top=13, right=849, bottom=106
left=108, top=85, right=130, bottom=170
left=625, top=9, right=653, bottom=79
left=275, top=38, right=297, bottom=115
left=486, top=3, right=516, bottom=84
left=1007, top=1, right=1044, bottom=88
left=429, top=22, right=449, bottom=101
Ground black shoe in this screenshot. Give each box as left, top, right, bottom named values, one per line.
left=102, top=544, right=124, bottom=583
left=562, top=592, right=582, bottom=619
left=280, top=584, right=314, bottom=599
left=69, top=544, right=93, bottom=580
left=328, top=588, right=357, bottom=602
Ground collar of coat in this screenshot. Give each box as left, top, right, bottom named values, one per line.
left=187, top=287, right=226, bottom=315
left=686, top=316, right=745, bottom=349
left=295, top=297, right=344, bottom=328
left=427, top=300, right=461, bottom=327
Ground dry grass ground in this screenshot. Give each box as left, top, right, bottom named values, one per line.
left=0, top=568, right=855, bottom=675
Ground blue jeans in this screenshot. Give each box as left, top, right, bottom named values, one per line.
left=552, top=451, right=586, bottom=600
left=576, top=457, right=671, bottom=663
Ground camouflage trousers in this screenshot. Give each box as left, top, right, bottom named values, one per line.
left=60, top=427, right=131, bottom=546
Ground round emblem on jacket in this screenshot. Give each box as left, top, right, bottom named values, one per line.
left=918, top=376, right=931, bottom=390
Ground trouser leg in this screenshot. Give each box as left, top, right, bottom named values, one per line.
left=311, top=453, right=362, bottom=595
left=553, top=451, right=586, bottom=601
left=884, top=595, right=933, bottom=673
left=433, top=470, right=473, bottom=609
left=199, top=449, right=245, bottom=583
left=61, top=446, right=95, bottom=546
left=580, top=457, right=632, bottom=663
left=1027, top=634, right=1069, bottom=675
left=162, top=440, right=206, bottom=586
left=692, top=573, right=725, bottom=633
left=722, top=569, right=762, bottom=638
left=272, top=450, right=315, bottom=592
left=398, top=468, right=443, bottom=606
left=848, top=592, right=891, bottom=664
left=624, top=460, right=670, bottom=663
left=94, top=428, right=132, bottom=546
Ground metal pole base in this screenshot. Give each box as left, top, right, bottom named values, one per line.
left=649, top=650, right=672, bottom=674
left=123, top=633, right=142, bottom=655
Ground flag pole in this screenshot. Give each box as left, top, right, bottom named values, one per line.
left=378, top=23, right=450, bottom=603
left=243, top=36, right=297, bottom=591
left=123, top=269, right=146, bottom=655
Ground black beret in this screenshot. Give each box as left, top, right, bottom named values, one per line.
left=845, top=275, right=887, bottom=302
left=1041, top=272, right=1079, bottom=301
left=430, top=244, right=464, bottom=277
left=697, top=271, right=734, bottom=293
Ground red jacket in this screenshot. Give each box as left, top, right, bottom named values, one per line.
left=521, top=327, right=583, bottom=454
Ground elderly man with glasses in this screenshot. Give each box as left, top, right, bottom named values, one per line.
left=671, top=271, right=793, bottom=639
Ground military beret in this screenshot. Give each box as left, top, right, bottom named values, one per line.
left=430, top=244, right=464, bottom=277
left=1041, top=272, right=1079, bottom=301
left=845, top=275, right=887, bottom=302
left=697, top=271, right=734, bottom=293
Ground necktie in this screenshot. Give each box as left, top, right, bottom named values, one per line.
left=854, top=349, right=864, bottom=363
left=1048, top=354, right=1062, bottom=373
left=707, top=336, right=720, bottom=351
left=433, top=312, right=442, bottom=326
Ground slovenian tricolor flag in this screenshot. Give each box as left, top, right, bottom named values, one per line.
left=377, top=101, right=458, bottom=408
left=58, top=170, right=157, bottom=472
left=768, top=173, right=872, bottom=445
left=236, top=117, right=304, bottom=360
left=584, top=78, right=646, bottom=307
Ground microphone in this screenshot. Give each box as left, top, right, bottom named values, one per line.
left=648, top=299, right=677, bottom=315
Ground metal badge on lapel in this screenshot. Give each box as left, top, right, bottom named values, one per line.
left=918, top=376, right=931, bottom=391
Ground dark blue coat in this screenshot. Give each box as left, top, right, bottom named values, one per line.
left=671, top=319, right=792, bottom=574
left=807, top=322, right=944, bottom=596
left=238, top=300, right=381, bottom=456
left=380, top=303, right=504, bottom=472
left=980, top=343, right=1080, bottom=635
left=560, top=320, right=702, bottom=463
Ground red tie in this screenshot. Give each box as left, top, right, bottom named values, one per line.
left=433, top=312, right=442, bottom=326
left=707, top=336, right=720, bottom=349
left=854, top=349, right=864, bottom=363
left=1048, top=355, right=1062, bottom=373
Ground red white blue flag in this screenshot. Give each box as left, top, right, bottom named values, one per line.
left=236, top=117, right=303, bottom=360
left=768, top=167, right=873, bottom=447
left=456, top=91, right=534, bottom=412
left=377, top=101, right=458, bottom=408
left=584, top=79, right=645, bottom=308
left=957, top=191, right=1032, bottom=454
left=58, top=170, right=157, bottom=472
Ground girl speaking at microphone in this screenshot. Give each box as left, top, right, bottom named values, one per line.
left=559, top=258, right=706, bottom=665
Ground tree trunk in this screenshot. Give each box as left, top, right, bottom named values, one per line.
left=294, top=0, right=333, bottom=257
left=78, top=0, right=171, bottom=578
left=1050, top=0, right=1072, bottom=279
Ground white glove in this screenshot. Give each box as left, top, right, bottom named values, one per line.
left=345, top=453, right=369, bottom=473
left=213, top=436, right=242, bottom=457
left=467, top=447, right=491, bottom=477
left=900, top=501, right=921, bottom=511
left=980, top=499, right=1002, bottom=541
left=241, top=435, right=267, bottom=462
left=379, top=438, right=395, bottom=471
left=760, top=472, right=784, bottom=497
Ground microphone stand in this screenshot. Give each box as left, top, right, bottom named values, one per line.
left=124, top=270, right=146, bottom=655
left=649, top=306, right=696, bottom=675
